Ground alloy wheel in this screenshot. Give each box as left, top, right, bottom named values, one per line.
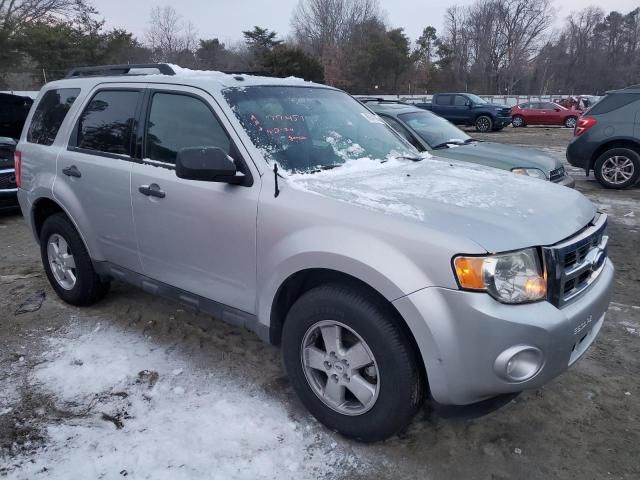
left=476, top=117, right=491, bottom=132
left=565, top=117, right=577, bottom=128
left=301, top=320, right=380, bottom=416
left=47, top=233, right=77, bottom=290
left=601, top=156, right=635, bottom=185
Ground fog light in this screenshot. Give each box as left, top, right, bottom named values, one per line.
left=494, top=346, right=544, bottom=382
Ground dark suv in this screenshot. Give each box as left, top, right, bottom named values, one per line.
left=566, top=86, right=640, bottom=189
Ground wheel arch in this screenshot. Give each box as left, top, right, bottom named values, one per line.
left=30, top=196, right=97, bottom=261
left=268, top=267, right=428, bottom=387
left=589, top=138, right=640, bottom=171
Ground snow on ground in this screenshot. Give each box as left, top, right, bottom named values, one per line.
left=3, top=320, right=367, bottom=480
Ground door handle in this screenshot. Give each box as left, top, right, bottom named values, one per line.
left=62, top=165, right=81, bottom=178
left=138, top=183, right=166, bottom=199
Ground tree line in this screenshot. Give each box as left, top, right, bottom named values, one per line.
left=1, top=0, right=639, bottom=94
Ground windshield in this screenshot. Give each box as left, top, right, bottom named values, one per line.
left=466, top=94, right=487, bottom=105
left=399, top=111, right=470, bottom=147
left=222, top=86, right=416, bottom=172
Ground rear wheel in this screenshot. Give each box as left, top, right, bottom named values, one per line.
left=512, top=115, right=525, bottom=128
left=564, top=116, right=577, bottom=129
left=475, top=115, right=493, bottom=132
left=40, top=213, right=110, bottom=305
left=593, top=148, right=640, bottom=189
left=282, top=284, right=424, bottom=442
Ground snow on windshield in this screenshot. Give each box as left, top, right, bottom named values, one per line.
left=223, top=86, right=416, bottom=173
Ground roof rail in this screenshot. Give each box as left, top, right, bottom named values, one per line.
left=65, top=63, right=176, bottom=79
left=357, top=97, right=408, bottom=104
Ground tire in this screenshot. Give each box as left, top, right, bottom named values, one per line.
left=282, top=283, right=424, bottom=442
left=475, top=115, right=493, bottom=132
left=40, top=213, right=110, bottom=305
left=593, top=148, right=640, bottom=189
left=564, top=116, right=577, bottom=129
left=512, top=115, right=525, bottom=128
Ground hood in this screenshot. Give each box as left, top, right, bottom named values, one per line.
left=475, top=103, right=509, bottom=110
left=286, top=157, right=595, bottom=253
left=431, top=142, right=561, bottom=175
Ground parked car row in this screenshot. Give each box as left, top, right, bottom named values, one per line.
left=14, top=63, right=614, bottom=442
left=359, top=98, right=575, bottom=187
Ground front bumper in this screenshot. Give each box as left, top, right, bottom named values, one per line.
left=393, top=259, right=614, bottom=405
left=495, top=115, right=512, bottom=128
left=554, top=173, right=576, bottom=188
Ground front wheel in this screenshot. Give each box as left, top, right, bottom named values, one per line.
left=512, top=115, right=525, bottom=128
left=564, top=116, right=577, bottom=129
left=282, top=284, right=424, bottom=442
left=475, top=115, right=493, bottom=132
left=593, top=148, right=640, bottom=189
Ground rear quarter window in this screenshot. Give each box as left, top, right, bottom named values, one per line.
left=27, top=88, right=80, bottom=145
left=587, top=93, right=640, bottom=116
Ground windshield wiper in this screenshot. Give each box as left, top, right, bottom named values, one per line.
left=464, top=138, right=481, bottom=144
left=432, top=141, right=464, bottom=149
left=395, top=155, right=424, bottom=162
left=305, top=164, right=343, bottom=173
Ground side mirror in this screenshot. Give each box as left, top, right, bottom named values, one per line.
left=176, top=147, right=239, bottom=183
left=554, top=108, right=561, bottom=112
left=465, top=101, right=472, bottom=107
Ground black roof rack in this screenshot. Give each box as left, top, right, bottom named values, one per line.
left=65, top=63, right=176, bottom=79
left=357, top=97, right=409, bottom=105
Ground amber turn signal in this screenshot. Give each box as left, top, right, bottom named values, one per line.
left=453, top=256, right=486, bottom=290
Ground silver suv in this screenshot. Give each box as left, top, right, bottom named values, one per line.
left=16, top=64, right=614, bottom=442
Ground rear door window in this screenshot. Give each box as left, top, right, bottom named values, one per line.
left=75, top=90, right=140, bottom=156
left=435, top=95, right=452, bottom=106
left=27, top=89, right=80, bottom=145
left=587, top=93, right=640, bottom=115
left=144, top=92, right=231, bottom=165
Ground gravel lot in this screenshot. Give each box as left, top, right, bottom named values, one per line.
left=1, top=127, right=639, bottom=479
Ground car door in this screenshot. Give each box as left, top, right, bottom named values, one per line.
left=434, top=94, right=455, bottom=122
left=56, top=86, right=142, bottom=272
left=130, top=86, right=259, bottom=314
left=451, top=95, right=471, bottom=123
left=538, top=102, right=558, bottom=125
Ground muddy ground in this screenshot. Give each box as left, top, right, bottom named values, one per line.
left=1, top=127, right=639, bottom=479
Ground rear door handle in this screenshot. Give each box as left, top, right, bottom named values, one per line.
left=138, top=183, right=166, bottom=199
left=62, top=165, right=81, bottom=178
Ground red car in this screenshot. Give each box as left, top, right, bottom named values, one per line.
left=511, top=102, right=580, bottom=128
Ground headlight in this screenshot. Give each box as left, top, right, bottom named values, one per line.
left=453, top=248, right=547, bottom=304
left=511, top=168, right=547, bottom=180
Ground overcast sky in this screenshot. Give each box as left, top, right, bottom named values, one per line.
left=97, top=0, right=640, bottom=46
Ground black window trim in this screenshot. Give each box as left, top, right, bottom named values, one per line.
left=67, top=87, right=144, bottom=161
left=138, top=88, right=253, bottom=187
left=378, top=114, right=424, bottom=151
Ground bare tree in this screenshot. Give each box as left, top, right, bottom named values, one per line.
left=0, top=0, right=86, bottom=32
left=146, top=6, right=197, bottom=64
left=291, top=0, right=380, bottom=56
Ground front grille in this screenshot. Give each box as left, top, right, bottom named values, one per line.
left=0, top=145, right=13, bottom=169
left=543, top=213, right=608, bottom=306
left=549, top=166, right=565, bottom=183
left=0, top=169, right=17, bottom=190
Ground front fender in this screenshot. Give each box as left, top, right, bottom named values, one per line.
left=256, top=225, right=434, bottom=329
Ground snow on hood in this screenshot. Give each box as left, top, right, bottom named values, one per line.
left=286, top=156, right=596, bottom=252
